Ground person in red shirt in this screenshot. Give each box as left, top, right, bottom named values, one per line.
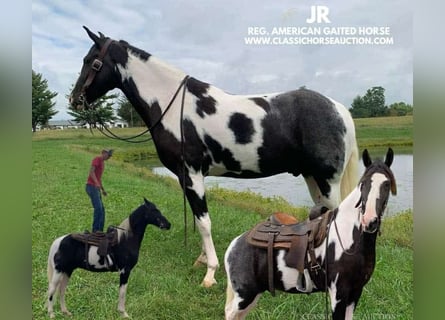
left=86, top=149, right=113, bottom=232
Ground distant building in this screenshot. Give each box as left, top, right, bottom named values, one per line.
left=43, top=118, right=128, bottom=130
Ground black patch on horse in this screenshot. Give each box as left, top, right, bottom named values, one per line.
left=186, top=77, right=217, bottom=118
left=249, top=97, right=271, bottom=112
left=204, top=134, right=241, bottom=171
left=229, top=113, right=255, bottom=144
left=258, top=88, right=346, bottom=196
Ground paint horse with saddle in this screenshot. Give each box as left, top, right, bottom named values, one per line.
left=70, top=27, right=359, bottom=287
left=47, top=198, right=171, bottom=318
left=225, top=148, right=396, bottom=320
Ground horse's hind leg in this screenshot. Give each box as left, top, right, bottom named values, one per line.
left=47, top=271, right=62, bottom=318
left=59, top=273, right=72, bottom=316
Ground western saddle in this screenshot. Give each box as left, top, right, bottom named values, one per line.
left=71, top=227, right=120, bottom=268
left=246, top=205, right=333, bottom=295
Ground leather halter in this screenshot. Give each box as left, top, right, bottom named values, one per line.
left=80, top=38, right=114, bottom=103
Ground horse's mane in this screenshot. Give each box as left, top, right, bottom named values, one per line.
left=118, top=39, right=151, bottom=61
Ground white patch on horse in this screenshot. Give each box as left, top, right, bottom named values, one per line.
left=118, top=218, right=131, bottom=241
left=187, top=87, right=269, bottom=174
left=276, top=250, right=301, bottom=291
left=314, top=186, right=362, bottom=262
left=118, top=53, right=187, bottom=140
left=362, top=173, right=387, bottom=227
left=345, top=302, right=355, bottom=320
left=187, top=169, right=205, bottom=199
left=88, top=246, right=114, bottom=269
left=329, top=273, right=340, bottom=311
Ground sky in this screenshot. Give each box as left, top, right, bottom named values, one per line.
left=32, top=0, right=412, bottom=120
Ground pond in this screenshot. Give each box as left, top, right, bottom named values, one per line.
left=151, top=153, right=412, bottom=215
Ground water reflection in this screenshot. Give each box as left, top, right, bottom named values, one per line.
left=152, top=154, right=412, bottom=215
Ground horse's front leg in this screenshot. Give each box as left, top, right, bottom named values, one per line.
left=117, top=271, right=130, bottom=318
left=182, top=171, right=219, bottom=287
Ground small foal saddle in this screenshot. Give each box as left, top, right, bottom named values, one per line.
left=246, top=206, right=332, bottom=295
left=72, top=227, right=119, bottom=267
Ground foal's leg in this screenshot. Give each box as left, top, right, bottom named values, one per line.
left=47, top=271, right=62, bottom=318
left=117, top=271, right=130, bottom=318
left=58, top=273, right=72, bottom=316
left=182, top=171, right=219, bottom=287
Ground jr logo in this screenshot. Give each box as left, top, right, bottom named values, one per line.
left=306, top=5, right=331, bottom=24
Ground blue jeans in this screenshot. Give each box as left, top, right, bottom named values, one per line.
left=86, top=184, right=105, bottom=232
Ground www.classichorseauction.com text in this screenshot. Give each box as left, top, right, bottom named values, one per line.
left=244, top=26, right=394, bottom=45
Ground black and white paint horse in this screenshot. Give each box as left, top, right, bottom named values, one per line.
left=70, top=27, right=358, bottom=287
left=224, top=148, right=396, bottom=320
left=47, top=198, right=171, bottom=318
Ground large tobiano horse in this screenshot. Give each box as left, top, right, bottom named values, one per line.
left=70, top=26, right=359, bottom=287
left=224, top=148, right=397, bottom=320
left=46, top=198, right=171, bottom=318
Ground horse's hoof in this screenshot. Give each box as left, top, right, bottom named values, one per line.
left=193, top=260, right=206, bottom=268
left=62, top=310, right=73, bottom=317
left=201, top=278, right=217, bottom=288
left=49, top=312, right=55, bottom=319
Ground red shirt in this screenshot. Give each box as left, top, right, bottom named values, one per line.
left=87, top=156, right=105, bottom=187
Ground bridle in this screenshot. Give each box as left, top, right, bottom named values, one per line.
left=78, top=38, right=114, bottom=107
left=74, top=37, right=190, bottom=144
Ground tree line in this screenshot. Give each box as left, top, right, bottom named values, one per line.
left=32, top=70, right=412, bottom=131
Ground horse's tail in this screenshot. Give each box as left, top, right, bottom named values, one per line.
left=47, top=236, right=63, bottom=294
left=340, top=141, right=359, bottom=200
left=47, top=242, right=56, bottom=286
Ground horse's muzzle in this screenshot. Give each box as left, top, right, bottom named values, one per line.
left=69, top=94, right=87, bottom=110
left=363, top=218, right=379, bottom=234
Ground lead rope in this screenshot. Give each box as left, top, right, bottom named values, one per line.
left=179, top=76, right=190, bottom=246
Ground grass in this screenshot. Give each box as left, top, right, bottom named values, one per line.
left=32, top=116, right=413, bottom=319
left=354, top=115, right=413, bottom=150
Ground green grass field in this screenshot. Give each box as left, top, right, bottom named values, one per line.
left=32, top=116, right=413, bottom=319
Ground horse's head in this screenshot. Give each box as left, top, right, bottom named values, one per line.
left=142, top=198, right=171, bottom=230
left=356, top=148, right=397, bottom=233
left=70, top=26, right=124, bottom=110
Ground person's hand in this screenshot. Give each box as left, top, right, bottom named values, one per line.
left=102, top=190, right=108, bottom=196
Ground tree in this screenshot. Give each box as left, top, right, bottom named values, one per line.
left=350, top=86, right=387, bottom=118
left=67, top=90, right=118, bottom=127
left=388, top=102, right=413, bottom=116
left=116, top=96, right=144, bottom=127
left=32, top=70, right=58, bottom=131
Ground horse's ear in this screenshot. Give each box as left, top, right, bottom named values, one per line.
left=143, top=197, right=150, bottom=206
left=385, top=147, right=394, bottom=168
left=83, top=26, right=101, bottom=47
left=362, top=149, right=372, bottom=168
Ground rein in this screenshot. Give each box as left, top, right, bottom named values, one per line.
left=97, top=75, right=190, bottom=143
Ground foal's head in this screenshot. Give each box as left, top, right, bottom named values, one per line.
left=142, top=198, right=171, bottom=230
left=356, top=148, right=397, bottom=233
left=129, top=198, right=171, bottom=232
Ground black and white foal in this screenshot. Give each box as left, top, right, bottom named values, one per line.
left=47, top=198, right=171, bottom=318
left=224, top=148, right=396, bottom=320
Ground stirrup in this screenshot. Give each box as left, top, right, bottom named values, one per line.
left=296, top=269, right=314, bottom=293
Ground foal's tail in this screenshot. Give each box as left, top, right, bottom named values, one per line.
left=340, top=141, right=359, bottom=200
